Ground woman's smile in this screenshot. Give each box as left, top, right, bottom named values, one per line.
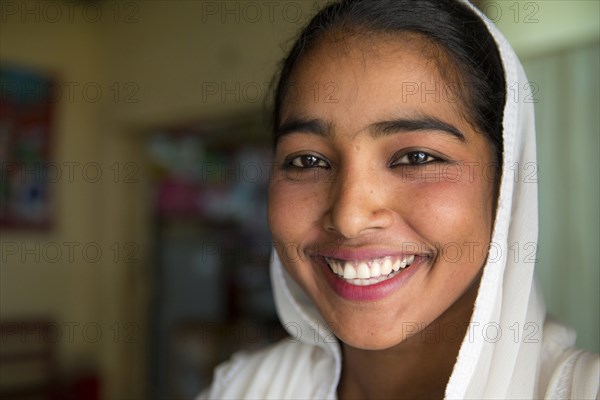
left=299, top=243, right=432, bottom=301
left=316, top=252, right=428, bottom=302
left=323, top=254, right=417, bottom=282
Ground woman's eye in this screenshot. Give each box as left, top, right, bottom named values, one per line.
left=288, top=154, right=329, bottom=169
left=392, top=151, right=439, bottom=166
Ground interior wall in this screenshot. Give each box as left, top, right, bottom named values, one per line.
left=0, top=0, right=107, bottom=378
left=484, top=0, right=599, bottom=56
left=99, top=0, right=323, bottom=128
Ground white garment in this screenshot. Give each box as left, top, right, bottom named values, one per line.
left=198, top=1, right=600, bottom=399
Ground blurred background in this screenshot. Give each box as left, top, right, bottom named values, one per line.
left=0, top=0, right=598, bottom=399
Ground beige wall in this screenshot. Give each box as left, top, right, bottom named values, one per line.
left=0, top=0, right=107, bottom=376
left=487, top=0, right=599, bottom=56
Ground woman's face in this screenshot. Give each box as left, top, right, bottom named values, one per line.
left=268, top=35, right=497, bottom=350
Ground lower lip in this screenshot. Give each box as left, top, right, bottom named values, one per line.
left=317, top=257, right=425, bottom=302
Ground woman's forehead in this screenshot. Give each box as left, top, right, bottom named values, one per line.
left=280, top=34, right=472, bottom=138
left=292, top=31, right=455, bottom=83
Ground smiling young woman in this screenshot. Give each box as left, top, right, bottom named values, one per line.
left=199, top=1, right=599, bottom=399
left=268, top=34, right=497, bottom=399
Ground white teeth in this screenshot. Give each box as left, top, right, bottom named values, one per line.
left=326, top=254, right=419, bottom=286
left=381, top=258, right=392, bottom=275
left=356, top=262, right=370, bottom=279
left=370, top=262, right=380, bottom=277
left=343, top=263, right=357, bottom=279
left=332, top=263, right=341, bottom=275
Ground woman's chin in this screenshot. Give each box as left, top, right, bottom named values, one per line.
left=340, top=336, right=405, bottom=351
left=335, top=327, right=413, bottom=351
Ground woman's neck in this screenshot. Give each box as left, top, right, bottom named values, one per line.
left=337, top=277, right=480, bottom=400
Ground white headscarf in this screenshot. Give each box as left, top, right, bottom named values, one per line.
left=268, top=2, right=599, bottom=399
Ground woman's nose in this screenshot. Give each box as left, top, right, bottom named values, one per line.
left=322, top=167, right=394, bottom=239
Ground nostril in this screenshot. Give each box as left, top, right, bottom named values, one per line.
left=322, top=206, right=394, bottom=239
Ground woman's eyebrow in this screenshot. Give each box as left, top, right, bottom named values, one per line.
left=276, top=117, right=328, bottom=140
left=276, top=116, right=466, bottom=142
left=371, top=117, right=466, bottom=142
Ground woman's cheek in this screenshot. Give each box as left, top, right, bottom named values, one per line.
left=268, top=179, right=324, bottom=242
left=404, top=178, right=493, bottom=251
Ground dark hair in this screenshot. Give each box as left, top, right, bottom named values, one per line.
left=271, top=0, right=506, bottom=171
